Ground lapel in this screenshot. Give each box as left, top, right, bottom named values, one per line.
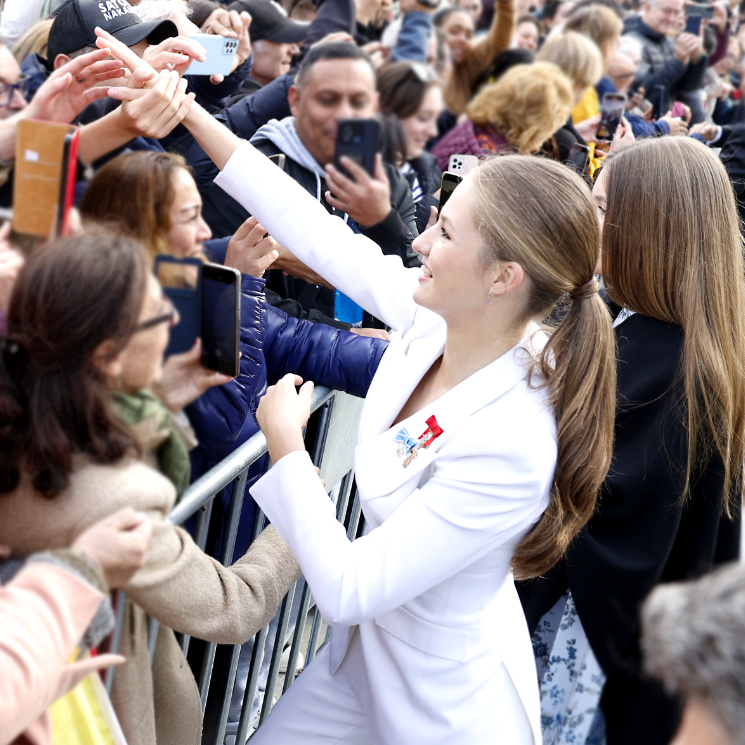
left=355, top=324, right=546, bottom=501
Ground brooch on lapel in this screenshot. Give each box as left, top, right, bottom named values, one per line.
left=394, top=415, right=444, bottom=468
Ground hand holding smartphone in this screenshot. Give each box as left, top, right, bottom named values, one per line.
left=438, top=171, right=463, bottom=213
left=187, top=34, right=239, bottom=76
left=334, top=119, right=380, bottom=181
left=596, top=93, right=627, bottom=141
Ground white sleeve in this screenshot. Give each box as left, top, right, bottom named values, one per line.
left=249, top=426, right=553, bottom=627
left=214, top=141, right=422, bottom=332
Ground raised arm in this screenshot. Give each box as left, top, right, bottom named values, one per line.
left=97, top=27, right=422, bottom=332
left=444, top=0, right=516, bottom=115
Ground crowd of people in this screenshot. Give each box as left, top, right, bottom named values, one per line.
left=1, top=0, right=745, bottom=744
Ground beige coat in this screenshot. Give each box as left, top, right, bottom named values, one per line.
left=0, top=456, right=301, bottom=745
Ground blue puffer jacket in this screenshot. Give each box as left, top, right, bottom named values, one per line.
left=187, top=238, right=388, bottom=477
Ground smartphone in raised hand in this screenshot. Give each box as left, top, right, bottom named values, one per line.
left=334, top=119, right=380, bottom=180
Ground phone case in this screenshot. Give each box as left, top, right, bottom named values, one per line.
left=154, top=255, right=202, bottom=356
left=13, top=120, right=79, bottom=237
left=334, top=119, right=379, bottom=179
left=200, top=263, right=241, bottom=377
left=187, top=34, right=239, bottom=76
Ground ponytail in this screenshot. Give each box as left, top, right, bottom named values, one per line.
left=512, top=289, right=616, bottom=579
left=469, top=156, right=617, bottom=580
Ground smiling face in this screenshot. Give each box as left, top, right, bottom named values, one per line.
left=166, top=168, right=212, bottom=259
left=289, top=58, right=379, bottom=168
left=440, top=10, right=475, bottom=64
left=412, top=178, right=493, bottom=320
left=400, top=84, right=443, bottom=160
left=515, top=20, right=540, bottom=52
left=643, top=0, right=684, bottom=37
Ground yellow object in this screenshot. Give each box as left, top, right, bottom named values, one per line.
left=572, top=86, right=600, bottom=123
left=49, top=656, right=126, bottom=745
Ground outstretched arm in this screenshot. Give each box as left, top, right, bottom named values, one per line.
left=98, top=27, right=422, bottom=332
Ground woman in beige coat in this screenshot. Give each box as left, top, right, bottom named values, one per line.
left=0, top=232, right=299, bottom=745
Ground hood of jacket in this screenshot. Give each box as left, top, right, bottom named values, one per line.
left=251, top=117, right=327, bottom=179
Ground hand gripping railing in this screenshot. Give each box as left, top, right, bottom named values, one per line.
left=106, top=386, right=366, bottom=744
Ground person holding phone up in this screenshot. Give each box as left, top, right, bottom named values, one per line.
left=622, top=0, right=708, bottom=122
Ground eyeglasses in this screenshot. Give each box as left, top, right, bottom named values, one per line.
left=136, top=297, right=178, bottom=332
left=0, top=76, right=28, bottom=109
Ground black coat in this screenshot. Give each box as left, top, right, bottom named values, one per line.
left=518, top=313, right=740, bottom=745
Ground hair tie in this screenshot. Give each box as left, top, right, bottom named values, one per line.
left=0, top=337, right=21, bottom=356
left=569, top=277, right=599, bottom=302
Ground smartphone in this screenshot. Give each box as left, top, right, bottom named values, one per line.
left=596, top=92, right=627, bottom=141
left=155, top=255, right=202, bottom=357
left=685, top=3, right=715, bottom=19
left=566, top=143, right=590, bottom=177
left=334, top=118, right=380, bottom=180
left=652, top=84, right=666, bottom=120
left=684, top=13, right=703, bottom=34
left=438, top=171, right=463, bottom=213
left=448, top=153, right=480, bottom=175
left=268, top=153, right=286, bottom=171
left=200, top=263, right=241, bottom=376
left=187, top=34, right=238, bottom=76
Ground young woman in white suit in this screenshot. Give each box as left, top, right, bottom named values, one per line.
left=98, top=32, right=617, bottom=745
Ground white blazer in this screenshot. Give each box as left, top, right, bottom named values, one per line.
left=218, top=143, right=556, bottom=745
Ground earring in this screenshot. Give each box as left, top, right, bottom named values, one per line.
left=487, top=287, right=496, bottom=304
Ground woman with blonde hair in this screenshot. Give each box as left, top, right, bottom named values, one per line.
left=519, top=136, right=745, bottom=745
left=536, top=31, right=604, bottom=161
left=431, top=61, right=575, bottom=170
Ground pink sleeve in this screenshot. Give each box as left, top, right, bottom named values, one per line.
left=0, top=562, right=103, bottom=745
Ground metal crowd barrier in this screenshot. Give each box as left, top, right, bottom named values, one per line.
left=106, top=386, right=366, bottom=744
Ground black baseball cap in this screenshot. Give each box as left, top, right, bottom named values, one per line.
left=229, top=0, right=309, bottom=43
left=47, top=0, right=177, bottom=65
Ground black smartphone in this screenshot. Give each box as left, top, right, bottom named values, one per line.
left=155, top=255, right=202, bottom=357
left=652, top=84, right=666, bottom=120
left=596, top=92, right=627, bottom=141
left=438, top=171, right=463, bottom=213
left=201, top=263, right=241, bottom=376
left=334, top=118, right=380, bottom=180
left=268, top=153, right=286, bottom=171
left=566, top=143, right=590, bottom=176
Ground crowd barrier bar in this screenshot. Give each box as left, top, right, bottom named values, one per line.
left=105, top=386, right=366, bottom=744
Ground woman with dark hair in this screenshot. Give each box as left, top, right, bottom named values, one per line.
left=519, top=137, right=745, bottom=745
left=377, top=61, right=444, bottom=232
left=0, top=231, right=301, bottom=745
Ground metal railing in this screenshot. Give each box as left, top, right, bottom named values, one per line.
left=107, top=386, right=366, bottom=744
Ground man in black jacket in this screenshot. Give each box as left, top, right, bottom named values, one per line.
left=203, top=42, right=418, bottom=330
left=623, top=0, right=707, bottom=121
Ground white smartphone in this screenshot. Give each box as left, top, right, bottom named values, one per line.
left=448, top=154, right=480, bottom=175
left=187, top=34, right=238, bottom=77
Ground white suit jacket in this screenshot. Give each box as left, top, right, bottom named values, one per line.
left=218, top=143, right=556, bottom=745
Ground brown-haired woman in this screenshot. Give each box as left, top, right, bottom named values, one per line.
left=0, top=231, right=299, bottom=745
left=519, top=137, right=745, bottom=745
left=377, top=62, right=444, bottom=231
left=430, top=61, right=575, bottom=170
left=80, top=150, right=211, bottom=264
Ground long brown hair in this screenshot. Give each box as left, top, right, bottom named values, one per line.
left=470, top=156, right=616, bottom=579
left=80, top=151, right=189, bottom=263
left=377, top=61, right=443, bottom=120
left=602, top=137, right=745, bottom=513
left=0, top=231, right=149, bottom=498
